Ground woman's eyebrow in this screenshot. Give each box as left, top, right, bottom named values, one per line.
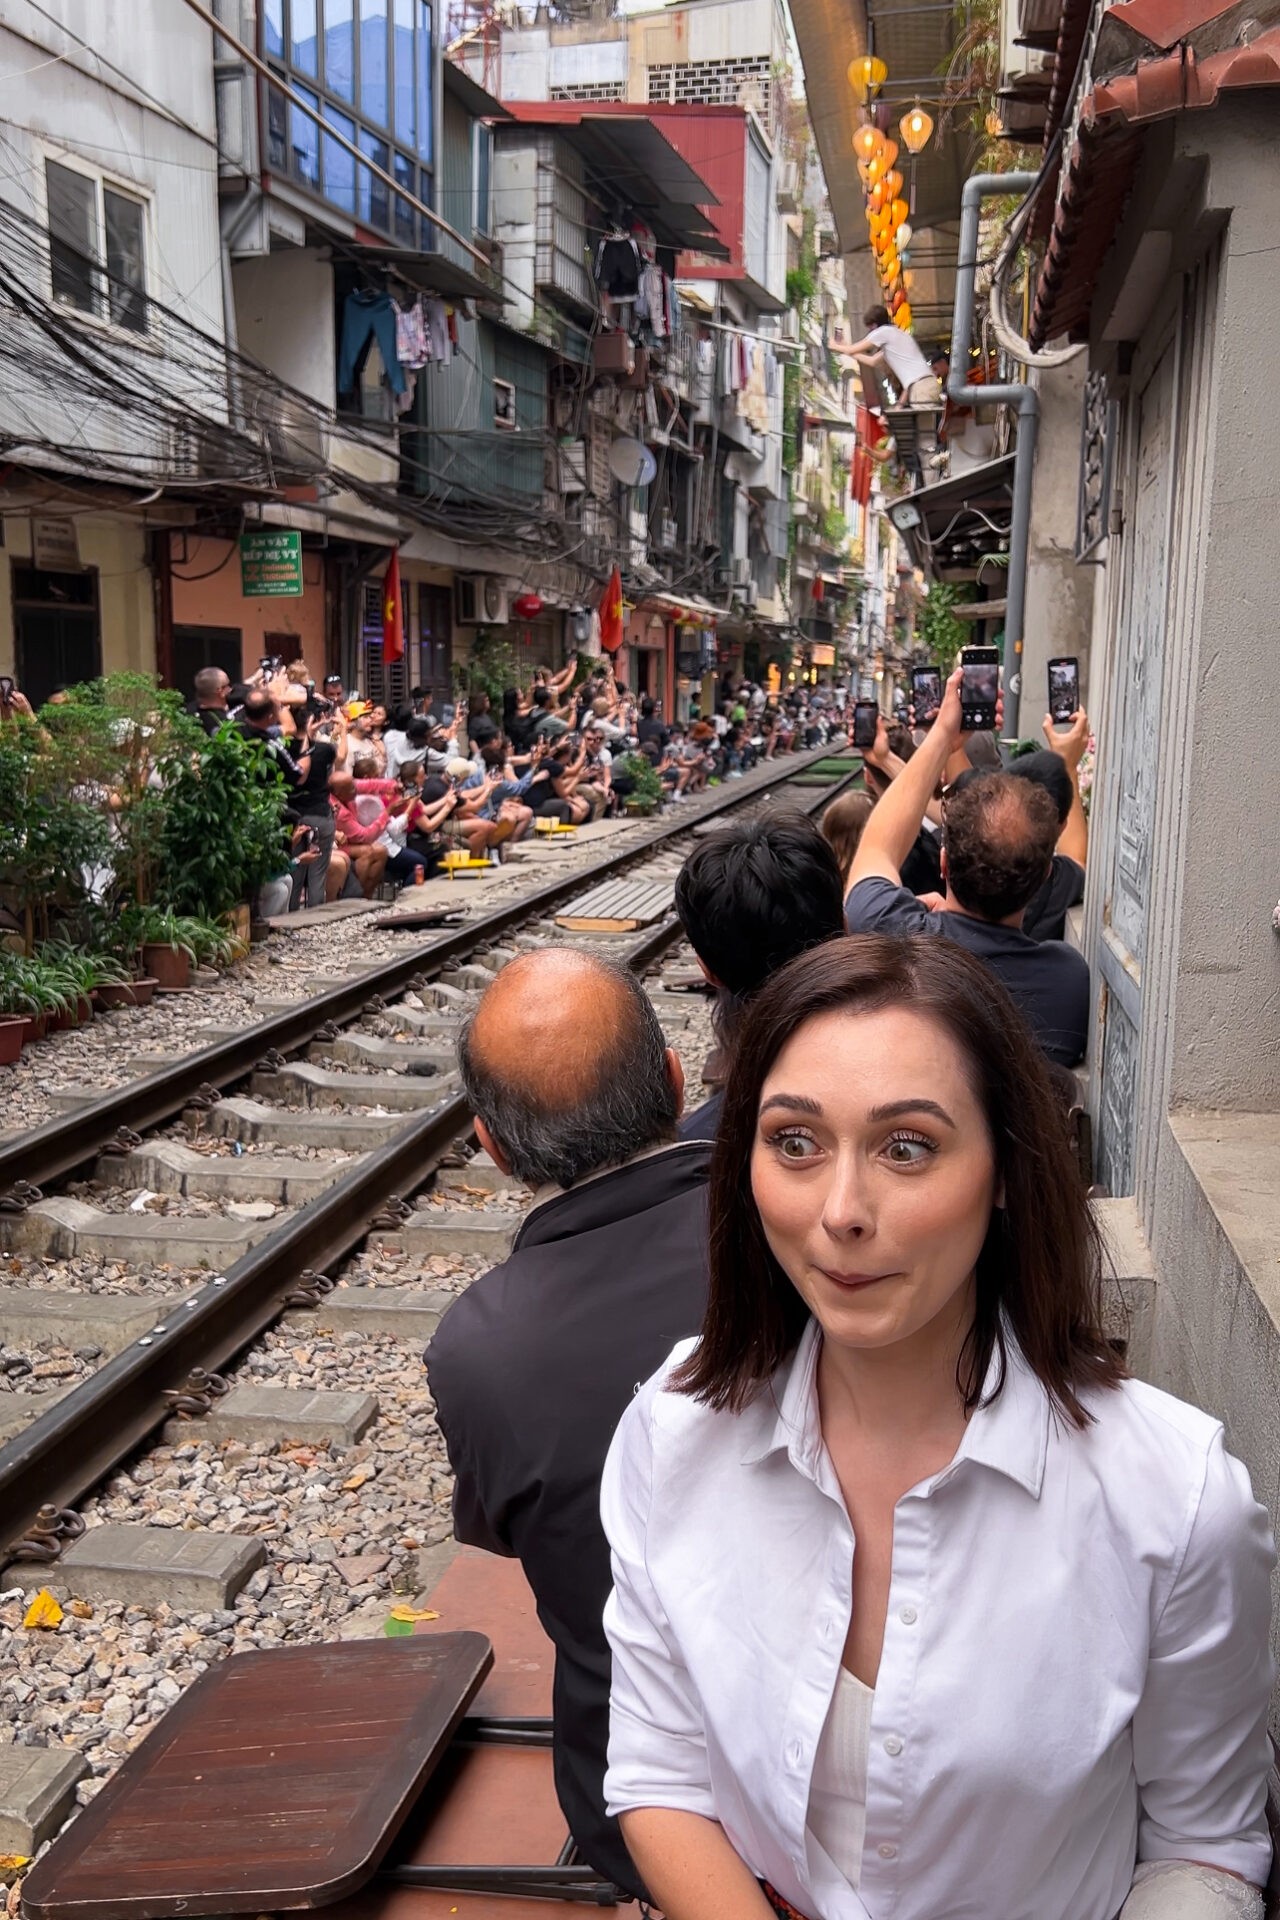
left=866, top=1098, right=957, bottom=1129
left=759, top=1093, right=823, bottom=1117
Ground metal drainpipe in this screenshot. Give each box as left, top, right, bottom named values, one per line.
left=947, top=170, right=1039, bottom=739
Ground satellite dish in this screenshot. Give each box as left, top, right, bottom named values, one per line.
left=608, top=437, right=657, bottom=488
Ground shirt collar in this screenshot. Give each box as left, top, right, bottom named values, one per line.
left=740, top=1318, right=1049, bottom=1500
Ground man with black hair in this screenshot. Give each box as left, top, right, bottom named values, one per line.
left=673, top=812, right=846, bottom=1139
left=425, top=950, right=708, bottom=1899
left=845, top=667, right=1090, bottom=1066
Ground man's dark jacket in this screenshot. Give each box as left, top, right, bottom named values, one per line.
left=425, top=1140, right=711, bottom=1896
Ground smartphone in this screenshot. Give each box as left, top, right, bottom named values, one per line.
left=911, top=667, right=943, bottom=727
left=853, top=701, right=878, bottom=750
left=959, top=646, right=1000, bottom=732
left=0, top=675, right=13, bottom=704
left=1048, top=656, right=1080, bottom=727
left=294, top=825, right=316, bottom=854
left=259, top=656, right=273, bottom=674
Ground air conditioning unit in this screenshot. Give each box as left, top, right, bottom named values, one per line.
left=730, top=556, right=752, bottom=587
left=742, top=580, right=759, bottom=609
left=455, top=575, right=509, bottom=625
left=776, top=158, right=800, bottom=213
left=657, top=513, right=678, bottom=551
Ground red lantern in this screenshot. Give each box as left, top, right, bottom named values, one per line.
left=512, top=592, right=543, bottom=619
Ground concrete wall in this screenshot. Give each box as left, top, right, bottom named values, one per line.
left=1077, top=96, right=1280, bottom=1721
left=232, top=251, right=336, bottom=409
left=168, top=534, right=328, bottom=687
left=0, top=513, right=155, bottom=684
left=1021, top=353, right=1096, bottom=721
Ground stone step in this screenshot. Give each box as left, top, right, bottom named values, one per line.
left=8, top=1523, right=266, bottom=1610
left=163, top=1385, right=378, bottom=1448
left=0, top=1286, right=176, bottom=1354
left=437, top=1152, right=521, bottom=1195
left=0, top=1381, right=78, bottom=1445
left=0, top=1197, right=277, bottom=1266
left=436, top=965, right=496, bottom=992
left=284, top=1286, right=453, bottom=1339
left=95, top=1139, right=354, bottom=1204
left=206, top=1096, right=414, bottom=1148
left=378, top=1209, right=516, bottom=1260
left=250, top=1063, right=457, bottom=1112
left=312, top=1031, right=456, bottom=1073
left=0, top=1744, right=88, bottom=1854
left=1093, top=1194, right=1157, bottom=1372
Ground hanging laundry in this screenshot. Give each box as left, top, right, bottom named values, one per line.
left=396, top=370, right=417, bottom=415
left=640, top=263, right=667, bottom=339
left=446, top=305, right=458, bottom=348
left=423, top=297, right=451, bottom=366
left=745, top=344, right=770, bottom=431
left=395, top=297, right=429, bottom=370
left=764, top=347, right=780, bottom=398
left=338, top=290, right=406, bottom=394
left=594, top=232, right=642, bottom=298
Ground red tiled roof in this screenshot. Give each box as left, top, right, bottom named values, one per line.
left=1030, top=2, right=1280, bottom=344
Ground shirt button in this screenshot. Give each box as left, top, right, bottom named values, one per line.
left=878, top=1843, right=898, bottom=1860
left=899, top=1605, right=918, bottom=1625
left=883, top=1734, right=904, bottom=1757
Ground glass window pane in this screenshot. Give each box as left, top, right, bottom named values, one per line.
left=323, top=0, right=354, bottom=100
left=292, top=0, right=318, bottom=73
left=263, top=0, right=285, bottom=56
left=104, top=189, right=146, bottom=333
left=360, top=0, right=389, bottom=124
left=416, top=2, right=432, bottom=163
left=46, top=159, right=98, bottom=315
left=359, top=127, right=390, bottom=232
left=266, top=79, right=288, bottom=168
left=291, top=84, right=320, bottom=187
left=393, top=0, right=414, bottom=143
left=394, top=151, right=416, bottom=244
left=322, top=102, right=357, bottom=215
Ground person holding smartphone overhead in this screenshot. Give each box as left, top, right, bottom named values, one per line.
left=842, top=665, right=1090, bottom=1068
left=601, top=934, right=1274, bottom=1920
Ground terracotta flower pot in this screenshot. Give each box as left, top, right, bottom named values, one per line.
left=19, top=1014, right=46, bottom=1047
left=51, top=1006, right=78, bottom=1032
left=0, top=1016, right=23, bottom=1065
left=142, top=943, right=191, bottom=992
left=130, top=977, right=159, bottom=1007
left=95, top=982, right=136, bottom=1011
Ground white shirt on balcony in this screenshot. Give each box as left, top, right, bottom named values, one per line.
left=602, top=1320, right=1275, bottom=1920
left=868, top=323, right=932, bottom=396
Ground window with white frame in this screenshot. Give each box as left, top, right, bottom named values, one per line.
left=45, top=158, right=148, bottom=334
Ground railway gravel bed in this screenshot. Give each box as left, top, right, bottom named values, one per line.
left=0, top=752, right=854, bottom=1882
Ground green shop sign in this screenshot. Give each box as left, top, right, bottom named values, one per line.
left=239, top=530, right=304, bottom=598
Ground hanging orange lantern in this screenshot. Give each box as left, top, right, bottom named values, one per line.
left=882, top=169, right=904, bottom=199
left=847, top=54, right=888, bottom=102
left=890, top=196, right=909, bottom=230
left=899, top=103, right=934, bottom=153
left=878, top=138, right=899, bottom=171
left=868, top=181, right=888, bottom=213
left=856, top=158, right=875, bottom=189
left=891, top=287, right=906, bottom=313
left=852, top=123, right=880, bottom=163
left=895, top=302, right=913, bottom=329
left=880, top=248, right=899, bottom=282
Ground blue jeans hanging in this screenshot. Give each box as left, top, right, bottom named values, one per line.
left=338, top=290, right=406, bottom=394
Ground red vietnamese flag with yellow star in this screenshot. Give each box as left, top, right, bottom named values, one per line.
left=382, top=547, right=404, bottom=665
left=599, top=565, right=624, bottom=654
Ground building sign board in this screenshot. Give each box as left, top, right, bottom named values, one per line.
left=32, top=515, right=81, bottom=571
left=239, top=530, right=303, bottom=598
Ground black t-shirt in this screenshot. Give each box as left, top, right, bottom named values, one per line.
left=900, top=824, right=943, bottom=898
left=233, top=719, right=303, bottom=789
left=1021, top=854, right=1085, bottom=944
left=637, top=716, right=668, bottom=752
left=469, top=715, right=500, bottom=750
left=291, top=739, right=336, bottom=811
left=845, top=876, right=1089, bottom=1066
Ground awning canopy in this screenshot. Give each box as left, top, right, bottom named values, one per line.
left=884, top=454, right=1015, bottom=580
left=502, top=104, right=729, bottom=260
left=344, top=244, right=501, bottom=303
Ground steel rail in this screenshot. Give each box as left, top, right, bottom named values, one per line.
left=0, top=756, right=858, bottom=1560
left=0, top=749, right=852, bottom=1195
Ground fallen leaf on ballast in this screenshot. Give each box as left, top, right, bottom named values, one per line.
left=0, top=1858, right=31, bottom=1875
left=384, top=1604, right=440, bottom=1636
left=22, top=1590, right=63, bottom=1630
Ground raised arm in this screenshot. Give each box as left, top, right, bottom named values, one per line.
left=1042, top=708, right=1090, bottom=867
left=847, top=669, right=963, bottom=899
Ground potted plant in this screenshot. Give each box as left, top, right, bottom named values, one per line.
left=616, top=754, right=665, bottom=816
left=127, top=907, right=197, bottom=992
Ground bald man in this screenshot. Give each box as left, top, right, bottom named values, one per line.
left=425, top=951, right=710, bottom=1897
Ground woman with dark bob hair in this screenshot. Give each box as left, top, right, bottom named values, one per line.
left=602, top=936, right=1273, bottom=1920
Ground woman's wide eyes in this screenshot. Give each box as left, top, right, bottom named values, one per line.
left=773, top=1130, right=819, bottom=1160
left=766, top=1129, right=936, bottom=1166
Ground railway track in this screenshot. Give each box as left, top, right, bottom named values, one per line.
left=0, top=746, right=855, bottom=1867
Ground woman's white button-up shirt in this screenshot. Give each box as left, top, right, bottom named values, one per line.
left=601, top=1324, right=1275, bottom=1920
